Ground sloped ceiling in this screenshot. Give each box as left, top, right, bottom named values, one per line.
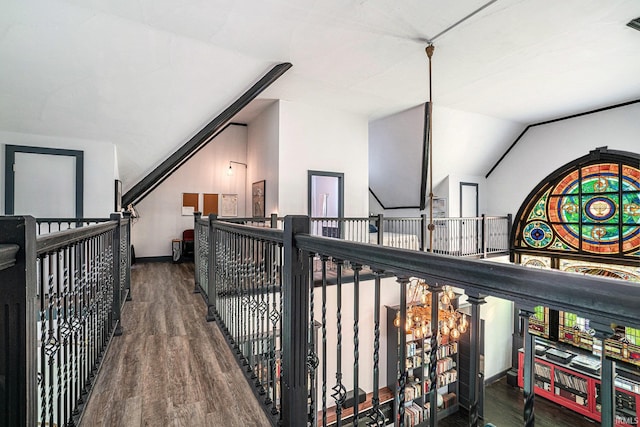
left=1, top=0, right=639, bottom=193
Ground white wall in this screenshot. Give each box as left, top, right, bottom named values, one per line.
left=0, top=131, right=116, bottom=217
left=247, top=101, right=280, bottom=216
left=486, top=102, right=640, bottom=217
left=313, top=276, right=400, bottom=407
left=131, top=125, right=247, bottom=257
left=368, top=104, right=524, bottom=211
left=278, top=101, right=369, bottom=217
left=369, top=105, right=425, bottom=208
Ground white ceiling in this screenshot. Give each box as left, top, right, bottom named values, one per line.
left=1, top=0, right=639, bottom=190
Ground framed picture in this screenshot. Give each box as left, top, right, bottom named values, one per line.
left=252, top=180, right=266, bottom=218
left=114, top=180, right=122, bottom=212
left=432, top=197, right=447, bottom=218
left=221, top=194, right=238, bottom=217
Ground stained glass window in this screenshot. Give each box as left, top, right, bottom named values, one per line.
left=513, top=150, right=640, bottom=365
left=514, top=153, right=640, bottom=257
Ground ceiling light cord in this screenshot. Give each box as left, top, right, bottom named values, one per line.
left=426, top=44, right=435, bottom=253
left=427, top=0, right=499, bottom=43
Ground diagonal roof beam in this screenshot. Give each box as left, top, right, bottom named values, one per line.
left=122, top=62, right=292, bottom=207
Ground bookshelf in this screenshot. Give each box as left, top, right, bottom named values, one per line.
left=386, top=305, right=460, bottom=426
left=518, top=345, right=640, bottom=426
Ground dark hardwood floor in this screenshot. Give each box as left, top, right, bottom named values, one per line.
left=440, top=377, right=597, bottom=427
left=80, top=262, right=270, bottom=426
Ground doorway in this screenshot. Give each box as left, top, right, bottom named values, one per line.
left=5, top=145, right=84, bottom=218
left=460, top=182, right=479, bottom=255
left=308, top=171, right=344, bottom=236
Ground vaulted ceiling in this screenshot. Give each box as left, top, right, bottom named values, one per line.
left=2, top=0, right=639, bottom=192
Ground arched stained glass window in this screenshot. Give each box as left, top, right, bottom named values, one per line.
left=512, top=148, right=640, bottom=367
left=514, top=148, right=640, bottom=259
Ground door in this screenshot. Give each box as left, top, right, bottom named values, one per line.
left=308, top=171, right=344, bottom=237
left=460, top=182, right=479, bottom=255
left=5, top=145, right=83, bottom=218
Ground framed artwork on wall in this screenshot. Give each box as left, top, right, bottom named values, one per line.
left=252, top=180, right=265, bottom=218
left=182, top=193, right=198, bottom=216
left=221, top=194, right=238, bottom=217
left=114, top=179, right=122, bottom=212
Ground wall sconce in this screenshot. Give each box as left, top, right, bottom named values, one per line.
left=227, top=160, right=247, bottom=176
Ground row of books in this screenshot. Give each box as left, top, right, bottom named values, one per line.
left=403, top=402, right=426, bottom=426
left=615, top=376, right=640, bottom=394
left=534, top=362, right=551, bottom=380
left=437, top=342, right=458, bottom=359
left=554, top=369, right=588, bottom=394
left=436, top=357, right=455, bottom=375
left=406, top=355, right=422, bottom=370
left=405, top=380, right=423, bottom=402
left=406, top=341, right=421, bottom=357
left=424, top=369, right=459, bottom=390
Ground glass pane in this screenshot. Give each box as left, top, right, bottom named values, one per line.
left=581, top=163, right=619, bottom=194
left=622, top=192, right=640, bottom=225
left=581, top=194, right=619, bottom=224
left=521, top=255, right=551, bottom=268
left=551, top=169, right=579, bottom=196
left=548, top=195, right=580, bottom=223
left=622, top=165, right=640, bottom=191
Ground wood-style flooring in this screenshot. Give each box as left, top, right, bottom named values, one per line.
left=79, top=262, right=270, bottom=427
left=81, top=261, right=599, bottom=427
left=440, top=377, right=597, bottom=427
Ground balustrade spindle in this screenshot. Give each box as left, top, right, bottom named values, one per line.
left=352, top=264, right=362, bottom=424
left=397, top=276, right=409, bottom=427
left=332, top=260, right=347, bottom=426
left=428, top=288, right=439, bottom=427
left=321, top=255, right=329, bottom=427
left=367, top=270, right=385, bottom=426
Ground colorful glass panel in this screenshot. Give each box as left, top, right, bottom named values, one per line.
left=622, top=165, right=640, bottom=190
left=526, top=189, right=549, bottom=221
left=581, top=163, right=619, bottom=193
left=582, top=194, right=619, bottom=223
left=622, top=192, right=640, bottom=225
left=521, top=255, right=551, bottom=268
left=522, top=221, right=553, bottom=248
left=517, top=158, right=640, bottom=256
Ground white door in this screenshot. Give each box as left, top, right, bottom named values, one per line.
left=14, top=152, right=76, bottom=218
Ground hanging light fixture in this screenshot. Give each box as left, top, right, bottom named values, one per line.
left=227, top=160, right=247, bottom=176
left=394, top=280, right=467, bottom=341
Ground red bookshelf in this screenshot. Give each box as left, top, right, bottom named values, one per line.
left=518, top=351, right=640, bottom=426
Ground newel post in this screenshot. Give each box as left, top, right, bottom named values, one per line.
left=123, top=211, right=132, bottom=301
left=0, top=216, right=38, bottom=427
left=420, top=213, right=427, bottom=251
left=519, top=308, right=536, bottom=427
left=193, top=212, right=202, bottom=294
left=481, top=214, right=487, bottom=258
left=376, top=214, right=384, bottom=245
left=206, top=214, right=218, bottom=322
left=110, top=213, right=123, bottom=336
left=281, top=215, right=310, bottom=425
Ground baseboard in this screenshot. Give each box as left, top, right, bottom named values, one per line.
left=484, top=368, right=511, bottom=386
left=136, top=256, right=173, bottom=263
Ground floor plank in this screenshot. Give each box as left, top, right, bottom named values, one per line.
left=79, top=262, right=271, bottom=426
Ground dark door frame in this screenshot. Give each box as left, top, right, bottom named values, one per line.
left=459, top=182, right=479, bottom=217
left=307, top=170, right=344, bottom=218
left=4, top=145, right=84, bottom=217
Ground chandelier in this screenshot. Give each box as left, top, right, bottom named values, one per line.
left=393, top=280, right=468, bottom=341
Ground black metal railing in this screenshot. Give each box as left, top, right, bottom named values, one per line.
left=0, top=213, right=131, bottom=427
left=195, top=213, right=638, bottom=427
